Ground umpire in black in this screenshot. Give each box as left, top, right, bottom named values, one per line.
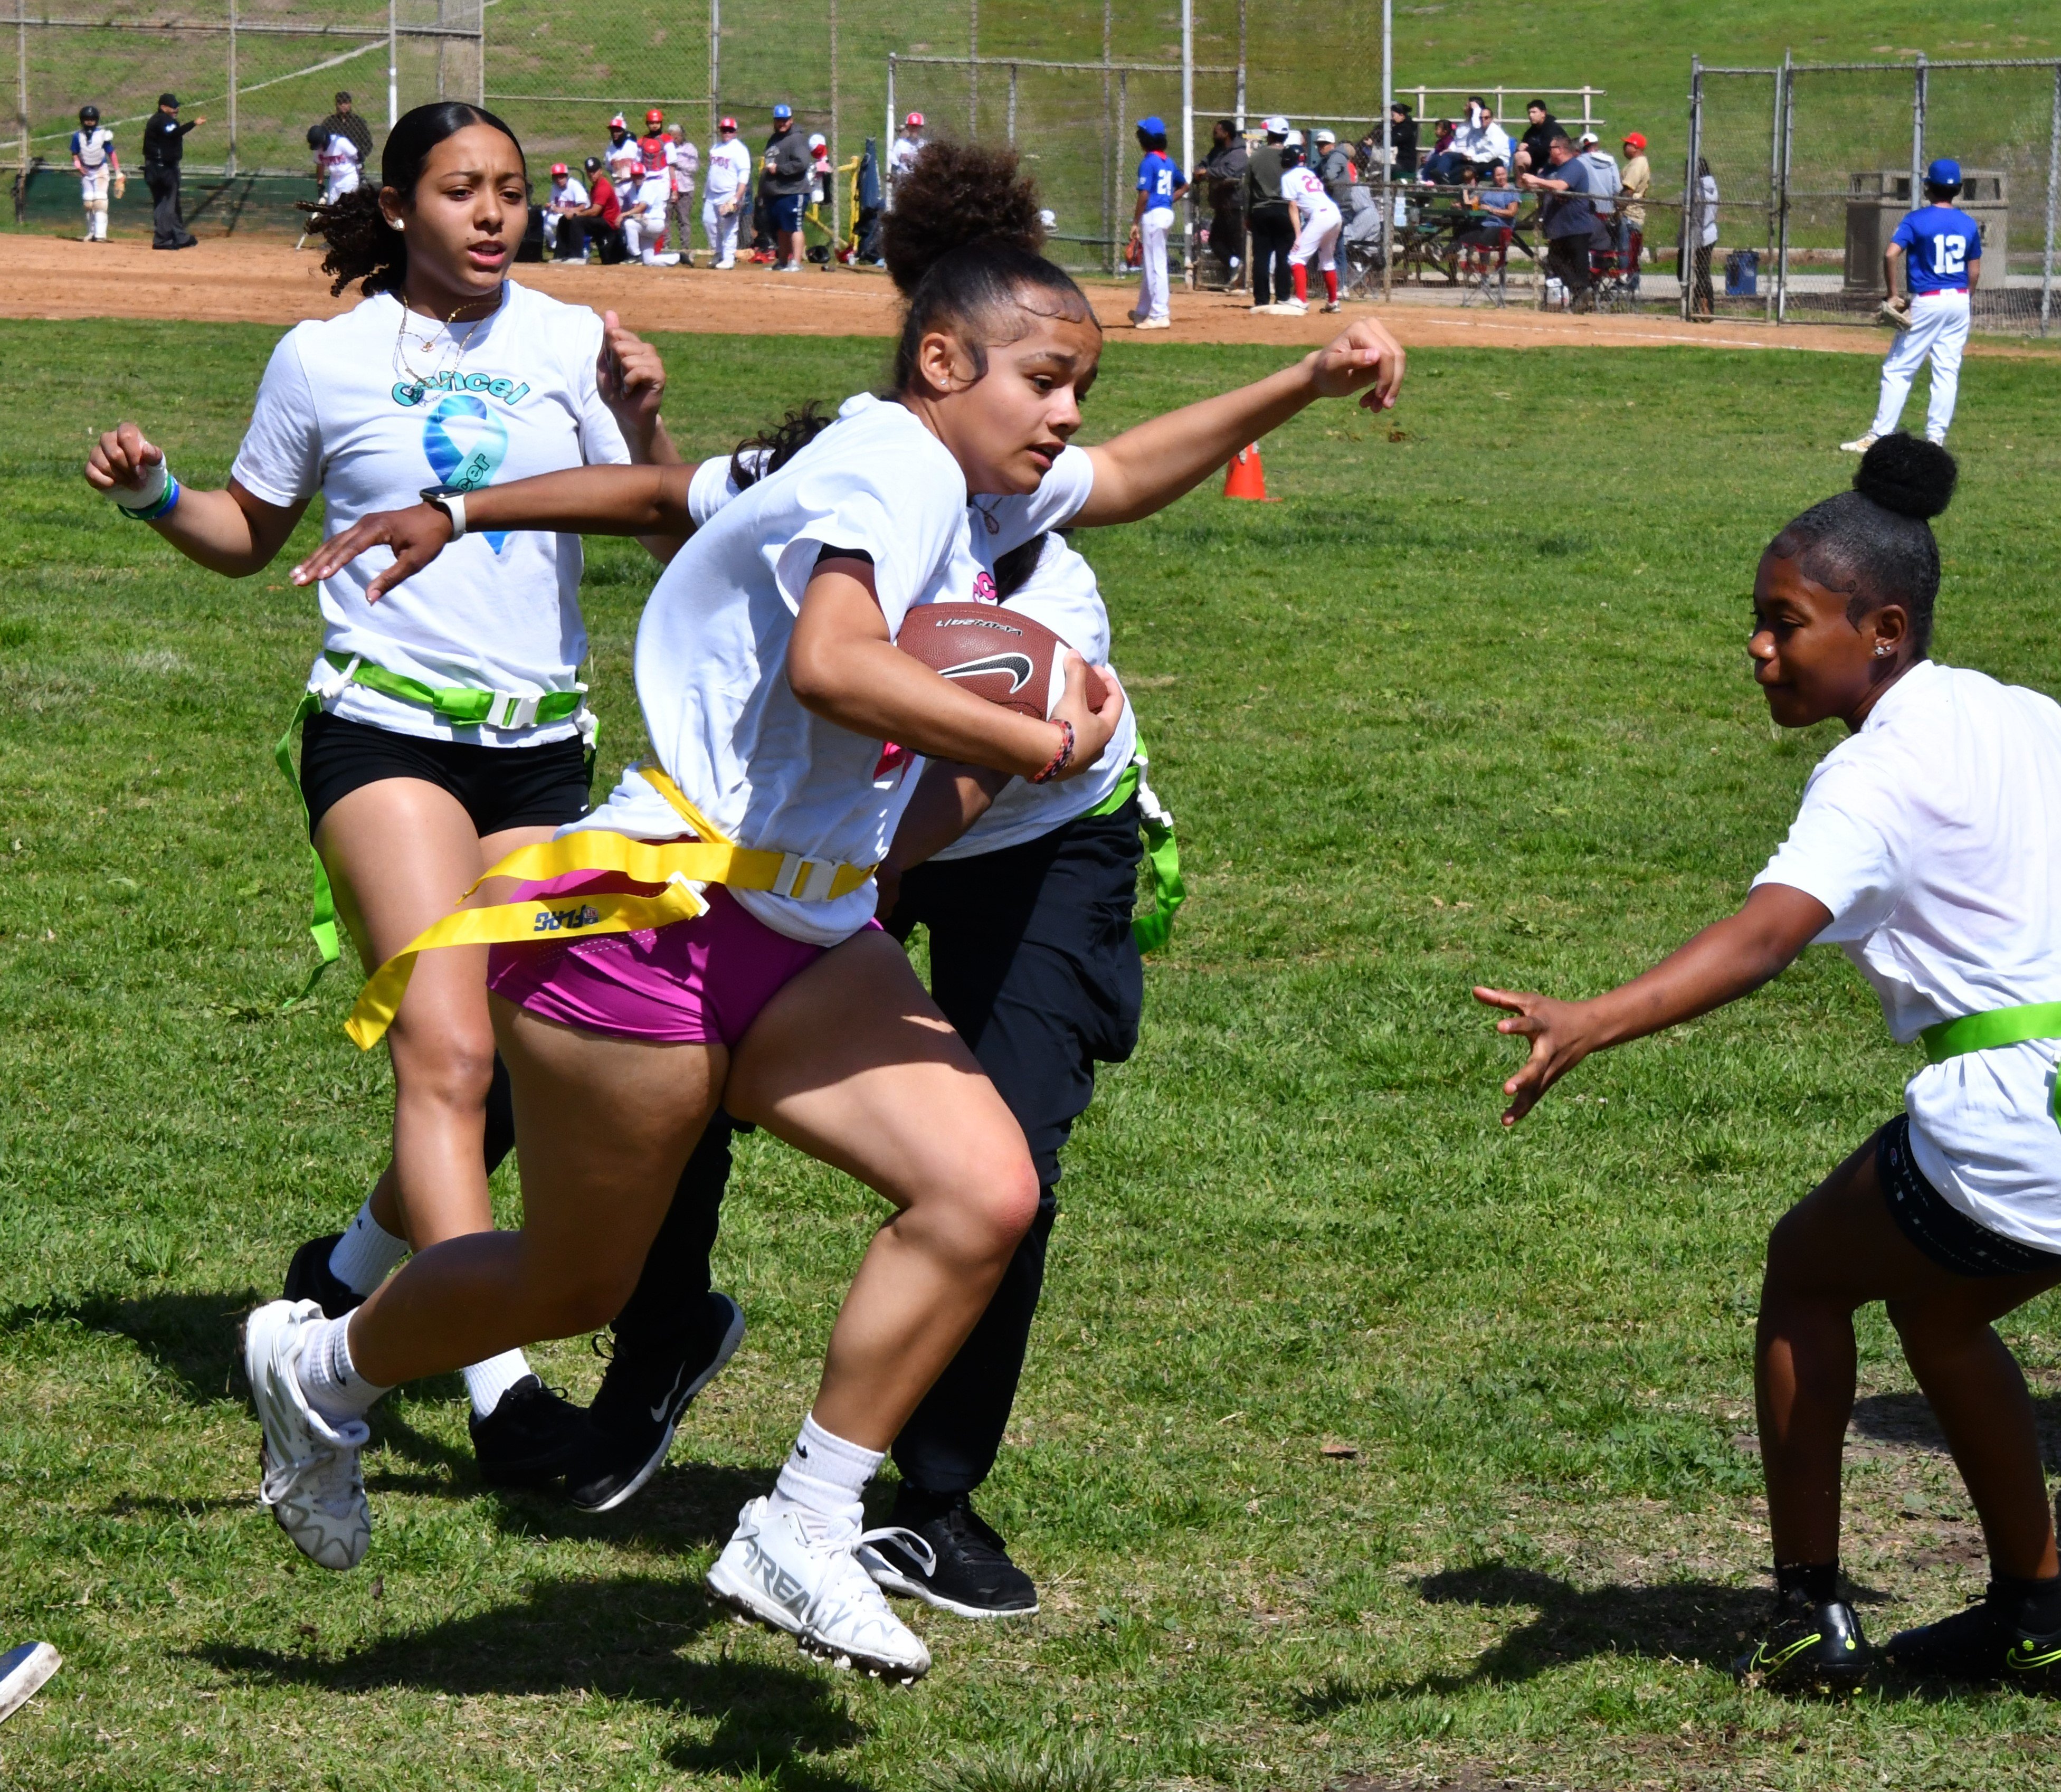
left=142, top=93, right=204, bottom=250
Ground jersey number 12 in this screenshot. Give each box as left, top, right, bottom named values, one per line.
left=1930, top=234, right=1968, bottom=277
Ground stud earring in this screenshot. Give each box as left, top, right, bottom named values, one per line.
left=387, top=217, right=404, bottom=232
left=1873, top=643, right=1891, bottom=657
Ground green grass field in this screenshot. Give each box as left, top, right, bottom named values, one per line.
left=5, top=319, right=2061, bottom=1790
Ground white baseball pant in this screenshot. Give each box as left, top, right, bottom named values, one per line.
left=703, top=194, right=742, bottom=266
left=1134, top=205, right=1174, bottom=321
left=1289, top=205, right=1343, bottom=271
left=80, top=166, right=110, bottom=238
left=1870, top=288, right=1970, bottom=443
left=322, top=168, right=360, bottom=206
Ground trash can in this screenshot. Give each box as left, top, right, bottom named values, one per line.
left=1724, top=248, right=1758, bottom=296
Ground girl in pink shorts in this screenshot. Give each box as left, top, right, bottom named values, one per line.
left=250, top=140, right=1404, bottom=1680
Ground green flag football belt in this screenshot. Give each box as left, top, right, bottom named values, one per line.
left=274, top=652, right=595, bottom=998
left=1921, top=1001, right=2061, bottom=1129
left=1086, top=740, right=1186, bottom=954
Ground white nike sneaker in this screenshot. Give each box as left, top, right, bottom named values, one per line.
left=242, top=1298, right=371, bottom=1571
left=1839, top=432, right=1879, bottom=453
left=1322, top=298, right=1342, bottom=313
left=707, top=1496, right=934, bottom=1682
left=1279, top=298, right=1309, bottom=315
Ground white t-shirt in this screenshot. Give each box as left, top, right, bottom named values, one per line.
left=706, top=138, right=752, bottom=202
left=231, top=281, right=631, bottom=745
left=889, top=135, right=923, bottom=179
left=548, top=177, right=590, bottom=211
left=574, top=394, right=1093, bottom=944
left=1283, top=165, right=1341, bottom=222
left=1752, top=659, right=2061, bottom=1249
left=605, top=138, right=640, bottom=182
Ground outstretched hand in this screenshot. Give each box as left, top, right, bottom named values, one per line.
left=598, top=309, right=667, bottom=442
left=1310, top=316, right=1405, bottom=412
left=1474, top=984, right=1601, bottom=1126
left=292, top=504, right=454, bottom=603
left=85, top=421, right=163, bottom=498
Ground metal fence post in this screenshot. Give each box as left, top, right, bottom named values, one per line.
left=829, top=0, right=840, bottom=252
left=1234, top=0, right=1246, bottom=130
left=885, top=52, right=894, bottom=183
left=967, top=0, right=978, bottom=137
left=1116, top=68, right=1128, bottom=275
left=1764, top=55, right=1781, bottom=323
left=1910, top=53, right=1926, bottom=205
left=1101, top=0, right=1113, bottom=272
left=2044, top=63, right=2059, bottom=336
left=387, top=0, right=398, bottom=128
left=1181, top=0, right=1193, bottom=289
left=1775, top=53, right=1794, bottom=324
left=13, top=0, right=25, bottom=210
left=226, top=0, right=238, bottom=177
left=476, top=0, right=485, bottom=108
left=1681, top=57, right=1701, bottom=321
left=1007, top=62, right=1017, bottom=145
left=711, top=0, right=721, bottom=138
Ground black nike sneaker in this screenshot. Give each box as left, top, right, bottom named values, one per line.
left=561, top=1291, right=746, bottom=1514
left=1734, top=1589, right=1872, bottom=1691
left=1885, top=1585, right=2061, bottom=1688
left=469, top=1376, right=593, bottom=1490
left=282, top=1234, right=366, bottom=1321
left=859, top=1486, right=1039, bottom=1618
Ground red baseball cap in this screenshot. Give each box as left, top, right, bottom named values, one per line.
left=905, top=111, right=924, bottom=129
left=550, top=162, right=568, bottom=176
left=718, top=116, right=737, bottom=131
left=1622, top=131, right=1647, bottom=150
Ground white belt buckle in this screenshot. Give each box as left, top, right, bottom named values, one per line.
left=492, top=693, right=540, bottom=729
left=314, top=654, right=362, bottom=701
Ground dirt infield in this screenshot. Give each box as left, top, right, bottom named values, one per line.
left=6, top=232, right=2045, bottom=359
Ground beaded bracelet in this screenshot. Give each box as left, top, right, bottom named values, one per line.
left=1029, top=716, right=1075, bottom=785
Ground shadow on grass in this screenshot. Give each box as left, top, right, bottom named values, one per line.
left=198, top=1571, right=876, bottom=1784
left=0, top=1286, right=260, bottom=1405
left=1851, top=1390, right=2061, bottom=1469
left=1296, top=1562, right=1770, bottom=1712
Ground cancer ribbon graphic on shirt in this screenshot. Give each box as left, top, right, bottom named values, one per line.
left=421, top=394, right=512, bottom=552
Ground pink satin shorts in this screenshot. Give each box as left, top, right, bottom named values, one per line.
left=485, top=874, right=832, bottom=1046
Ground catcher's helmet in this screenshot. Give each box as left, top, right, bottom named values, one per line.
left=79, top=103, right=100, bottom=123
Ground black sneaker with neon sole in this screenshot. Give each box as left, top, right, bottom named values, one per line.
left=469, top=1377, right=593, bottom=1491
left=1885, top=1587, right=2061, bottom=1688
left=860, top=1486, right=1039, bottom=1618
left=282, top=1234, right=366, bottom=1321
left=562, top=1291, right=746, bottom=1513
left=1735, top=1591, right=1872, bottom=1691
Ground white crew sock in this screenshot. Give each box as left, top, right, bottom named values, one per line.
left=770, top=1413, right=883, bottom=1540
left=462, top=1349, right=533, bottom=1418
left=297, top=1313, right=392, bottom=1425
left=327, top=1198, right=409, bottom=1297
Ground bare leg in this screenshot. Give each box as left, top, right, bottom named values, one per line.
left=316, top=782, right=553, bottom=1250
left=725, top=930, right=1040, bottom=1449
left=1758, top=1130, right=2061, bottom=1574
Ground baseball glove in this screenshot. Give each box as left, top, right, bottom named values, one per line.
left=112, top=173, right=126, bottom=199
left=1878, top=296, right=1911, bottom=331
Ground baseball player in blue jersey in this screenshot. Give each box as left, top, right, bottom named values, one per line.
left=1127, top=116, right=1188, bottom=330
left=1842, top=158, right=1982, bottom=452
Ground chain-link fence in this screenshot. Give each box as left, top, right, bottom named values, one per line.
left=1688, top=55, right=2061, bottom=334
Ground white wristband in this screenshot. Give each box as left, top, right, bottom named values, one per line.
left=112, top=460, right=169, bottom=514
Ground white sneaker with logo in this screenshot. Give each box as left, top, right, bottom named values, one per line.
left=242, top=1298, right=371, bottom=1571
left=1839, top=432, right=1879, bottom=454
left=707, top=1496, right=934, bottom=1681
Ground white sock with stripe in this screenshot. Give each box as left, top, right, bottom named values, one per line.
left=770, top=1413, right=882, bottom=1540
left=297, top=1313, right=391, bottom=1425
left=327, top=1198, right=409, bottom=1297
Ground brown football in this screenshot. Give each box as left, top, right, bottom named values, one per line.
left=895, top=602, right=1107, bottom=717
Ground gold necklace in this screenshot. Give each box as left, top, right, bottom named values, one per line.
left=392, top=289, right=500, bottom=399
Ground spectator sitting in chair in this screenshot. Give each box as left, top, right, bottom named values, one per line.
left=1379, top=101, right=1419, bottom=182
left=1513, top=99, right=1560, bottom=177
left=1422, top=96, right=1510, bottom=185
left=1459, top=162, right=1520, bottom=278
left=1520, top=131, right=1606, bottom=310
left=1426, top=118, right=1457, bottom=178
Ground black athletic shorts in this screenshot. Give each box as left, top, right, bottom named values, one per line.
left=298, top=710, right=592, bottom=841
left=1877, top=1114, right=2061, bottom=1279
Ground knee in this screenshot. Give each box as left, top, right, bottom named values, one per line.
left=973, top=1152, right=1041, bottom=1259
left=389, top=1020, right=499, bottom=1113
left=531, top=1256, right=641, bottom=1338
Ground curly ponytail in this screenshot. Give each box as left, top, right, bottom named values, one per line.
left=303, top=100, right=526, bottom=298
left=879, top=139, right=1097, bottom=392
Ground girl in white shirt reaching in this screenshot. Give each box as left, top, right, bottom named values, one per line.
left=1280, top=136, right=1343, bottom=314
left=267, top=141, right=1403, bottom=1681
left=83, top=100, right=686, bottom=1500
left=1480, top=435, right=2061, bottom=1695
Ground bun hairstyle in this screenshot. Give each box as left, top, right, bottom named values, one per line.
left=879, top=140, right=1097, bottom=393
left=1769, top=433, right=1957, bottom=652
left=305, top=101, right=526, bottom=297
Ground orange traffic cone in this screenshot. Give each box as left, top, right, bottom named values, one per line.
left=1223, top=442, right=1275, bottom=501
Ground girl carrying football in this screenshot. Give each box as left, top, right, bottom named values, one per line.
left=248, top=141, right=1403, bottom=1681
left=1481, top=437, right=2061, bottom=1691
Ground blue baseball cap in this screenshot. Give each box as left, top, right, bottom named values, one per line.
left=1926, top=156, right=1961, bottom=187
left=772, top=103, right=793, bottom=120
left=1136, top=115, right=1166, bottom=136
